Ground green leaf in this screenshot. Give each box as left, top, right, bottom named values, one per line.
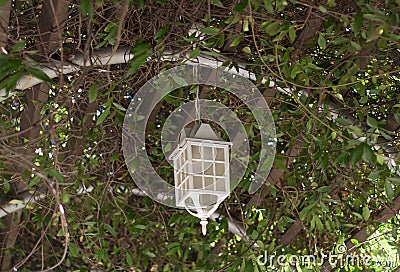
left=350, top=143, right=363, bottom=166
left=126, top=252, right=133, bottom=266
left=26, top=66, right=52, bottom=82
left=233, top=1, right=247, bottom=12
left=189, top=47, right=200, bottom=58
left=62, top=193, right=70, bottom=204
left=319, top=6, right=327, bottom=13
left=354, top=12, right=363, bottom=34
left=11, top=40, right=26, bottom=53
left=105, top=223, right=117, bottom=237
left=336, top=117, right=352, bottom=126
left=113, top=102, right=126, bottom=112
left=88, top=85, right=97, bottom=103
left=385, top=180, right=394, bottom=202
left=69, top=243, right=80, bottom=258
left=9, top=199, right=24, bottom=205
left=317, top=186, right=331, bottom=193
left=288, top=26, right=296, bottom=43
left=171, top=75, right=188, bottom=86
left=0, top=58, right=20, bottom=78
left=200, top=27, right=220, bottom=35
left=201, top=50, right=221, bottom=58
left=164, top=143, right=172, bottom=152
left=80, top=0, right=92, bottom=16
left=393, top=113, right=400, bottom=124
left=134, top=224, right=147, bottom=230
left=387, top=177, right=400, bottom=183
left=229, top=35, right=243, bottom=47
left=210, top=0, right=224, bottom=7
left=128, top=40, right=152, bottom=75
left=361, top=143, right=375, bottom=163
left=242, top=46, right=251, bottom=54
left=332, top=37, right=348, bottom=45
left=315, top=216, right=323, bottom=231
left=0, top=69, right=23, bottom=92
left=263, top=0, right=275, bottom=14
left=96, top=107, right=110, bottom=125
left=47, top=169, right=64, bottom=182
left=154, top=25, right=170, bottom=43
left=362, top=206, right=370, bottom=221
left=366, top=116, right=379, bottom=128
left=307, top=63, right=323, bottom=70
left=376, top=155, right=385, bottom=165
left=318, top=35, right=327, bottom=49
left=56, top=228, right=65, bottom=237
left=348, top=125, right=363, bottom=136
left=350, top=41, right=361, bottom=51
left=264, top=21, right=281, bottom=36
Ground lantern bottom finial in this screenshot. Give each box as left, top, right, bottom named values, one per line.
left=200, top=218, right=208, bottom=235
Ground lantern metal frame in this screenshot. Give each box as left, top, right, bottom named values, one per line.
left=169, top=123, right=232, bottom=235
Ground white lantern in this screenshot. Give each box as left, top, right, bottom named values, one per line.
left=169, top=123, right=232, bottom=235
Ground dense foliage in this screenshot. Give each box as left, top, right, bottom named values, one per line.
left=0, top=0, right=399, bottom=271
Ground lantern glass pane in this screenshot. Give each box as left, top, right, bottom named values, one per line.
left=215, top=162, right=225, bottom=176
left=204, top=177, right=214, bottom=189
left=215, top=148, right=225, bottom=161
left=204, top=166, right=214, bottom=176
left=199, top=194, right=218, bottom=206
left=203, top=161, right=213, bottom=173
left=193, top=175, right=202, bottom=189
left=192, top=145, right=201, bottom=159
left=192, top=161, right=202, bottom=174
left=216, top=178, right=225, bottom=191
left=203, top=146, right=213, bottom=161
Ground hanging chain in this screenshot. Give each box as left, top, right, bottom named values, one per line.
left=194, top=65, right=201, bottom=123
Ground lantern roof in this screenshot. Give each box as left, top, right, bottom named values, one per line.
left=187, top=123, right=220, bottom=141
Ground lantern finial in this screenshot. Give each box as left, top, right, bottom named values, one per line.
left=200, top=218, right=208, bottom=235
